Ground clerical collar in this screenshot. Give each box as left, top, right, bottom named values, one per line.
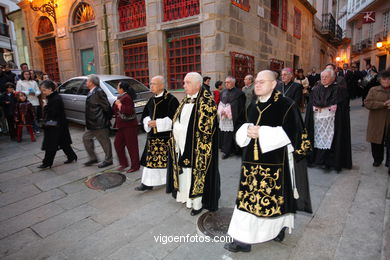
left=155, top=91, right=164, bottom=98
left=184, top=92, right=198, bottom=104
left=258, top=93, right=272, bottom=103
left=186, top=92, right=198, bottom=99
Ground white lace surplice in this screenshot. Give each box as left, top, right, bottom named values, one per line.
left=313, top=108, right=335, bottom=149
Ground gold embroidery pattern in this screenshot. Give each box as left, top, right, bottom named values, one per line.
left=183, top=159, right=190, bottom=166
left=296, top=129, right=311, bottom=155
left=274, top=91, right=281, bottom=102
left=168, top=137, right=179, bottom=190
left=191, top=90, right=217, bottom=197
left=145, top=138, right=169, bottom=168
left=237, top=164, right=284, bottom=217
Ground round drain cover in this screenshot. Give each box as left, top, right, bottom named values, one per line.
left=85, top=172, right=126, bottom=190
left=197, top=207, right=233, bottom=238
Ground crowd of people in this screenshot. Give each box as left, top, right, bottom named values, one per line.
left=0, top=60, right=389, bottom=253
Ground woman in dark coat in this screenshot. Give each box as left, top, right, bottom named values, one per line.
left=38, top=80, right=77, bottom=169
left=112, top=80, right=140, bottom=173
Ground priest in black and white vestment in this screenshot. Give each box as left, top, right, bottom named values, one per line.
left=166, top=72, right=220, bottom=216
left=135, top=76, right=179, bottom=191
left=224, top=70, right=312, bottom=253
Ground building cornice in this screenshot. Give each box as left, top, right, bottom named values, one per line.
left=298, top=0, right=317, bottom=15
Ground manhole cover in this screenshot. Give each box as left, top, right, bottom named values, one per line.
left=352, top=143, right=367, bottom=152
left=85, top=172, right=126, bottom=190
left=197, top=207, right=233, bottom=238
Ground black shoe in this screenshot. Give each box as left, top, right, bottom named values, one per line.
left=84, top=159, right=98, bottom=166
left=222, top=154, right=230, bottom=160
left=274, top=227, right=287, bottom=242
left=64, top=156, right=78, bottom=164
left=135, top=184, right=153, bottom=191
left=224, top=242, right=251, bottom=253
left=97, top=161, right=113, bottom=168
left=190, top=208, right=203, bottom=216
left=37, top=163, right=52, bottom=169
left=373, top=161, right=381, bottom=167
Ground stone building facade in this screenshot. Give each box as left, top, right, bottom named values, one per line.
left=19, top=0, right=328, bottom=88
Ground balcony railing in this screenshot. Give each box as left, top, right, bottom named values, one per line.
left=360, top=38, right=373, bottom=50
left=351, top=43, right=361, bottom=54
left=0, top=23, right=9, bottom=37
left=335, top=24, right=342, bottom=41
left=320, top=13, right=335, bottom=38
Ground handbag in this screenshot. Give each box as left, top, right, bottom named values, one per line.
left=45, top=120, right=58, bottom=127
left=118, top=112, right=136, bottom=121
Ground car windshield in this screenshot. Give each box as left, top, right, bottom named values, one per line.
left=104, top=79, right=149, bottom=96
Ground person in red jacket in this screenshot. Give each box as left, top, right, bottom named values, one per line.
left=112, top=80, right=140, bottom=173
left=213, top=80, right=223, bottom=105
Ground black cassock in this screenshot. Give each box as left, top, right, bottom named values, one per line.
left=305, top=82, right=352, bottom=171
left=236, top=90, right=312, bottom=217
left=140, top=90, right=179, bottom=169
left=166, top=88, right=221, bottom=211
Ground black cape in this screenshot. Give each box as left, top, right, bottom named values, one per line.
left=305, top=82, right=352, bottom=171
left=140, top=90, right=179, bottom=168
left=236, top=90, right=312, bottom=217
left=166, top=88, right=220, bottom=211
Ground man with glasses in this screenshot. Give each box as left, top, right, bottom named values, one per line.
left=276, top=68, right=303, bottom=106
left=224, top=70, right=311, bottom=253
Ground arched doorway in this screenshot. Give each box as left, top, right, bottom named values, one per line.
left=71, top=2, right=99, bottom=75
left=37, top=16, right=60, bottom=82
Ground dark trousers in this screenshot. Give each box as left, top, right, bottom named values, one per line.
left=43, top=145, right=77, bottom=166
left=16, top=124, right=35, bottom=142
left=220, top=131, right=236, bottom=155
left=114, top=127, right=139, bottom=169
left=83, top=128, right=113, bottom=163
left=6, top=116, right=16, bottom=139
left=371, top=142, right=385, bottom=164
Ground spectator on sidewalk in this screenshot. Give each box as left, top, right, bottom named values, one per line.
left=82, top=74, right=113, bottom=168
left=364, top=70, right=390, bottom=167
left=16, top=70, right=41, bottom=134
left=213, top=80, right=223, bottom=105
left=0, top=82, right=17, bottom=140
left=38, top=80, right=77, bottom=169
left=14, top=92, right=36, bottom=143
left=112, top=80, right=140, bottom=173
left=242, top=74, right=254, bottom=109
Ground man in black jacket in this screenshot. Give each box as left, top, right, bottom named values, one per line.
left=82, top=74, right=113, bottom=168
left=0, top=82, right=17, bottom=140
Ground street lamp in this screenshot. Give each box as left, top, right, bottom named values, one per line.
left=335, top=57, right=341, bottom=62
left=376, top=41, right=390, bottom=52
left=29, top=0, right=58, bottom=24
left=376, top=41, right=383, bottom=48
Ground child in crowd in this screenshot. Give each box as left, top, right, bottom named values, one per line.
left=14, top=92, right=36, bottom=142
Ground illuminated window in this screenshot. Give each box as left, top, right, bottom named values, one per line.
left=73, top=3, right=95, bottom=25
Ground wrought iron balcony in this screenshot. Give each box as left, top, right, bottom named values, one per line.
left=320, top=13, right=335, bottom=38
left=360, top=38, right=373, bottom=50
left=335, top=24, right=342, bottom=41
left=0, top=23, right=10, bottom=37
left=352, top=43, right=362, bottom=54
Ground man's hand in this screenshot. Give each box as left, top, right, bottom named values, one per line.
left=114, top=100, right=121, bottom=106
left=247, top=125, right=260, bottom=139
left=384, top=99, right=390, bottom=108
left=329, top=105, right=337, bottom=112
left=148, top=120, right=157, bottom=128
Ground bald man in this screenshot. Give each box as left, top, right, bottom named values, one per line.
left=224, top=70, right=311, bottom=253
left=167, top=72, right=220, bottom=216
left=136, top=76, right=179, bottom=191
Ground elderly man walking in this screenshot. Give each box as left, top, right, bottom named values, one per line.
left=167, top=72, right=220, bottom=216
left=305, top=69, right=352, bottom=172
left=135, top=76, right=179, bottom=191
left=83, top=74, right=113, bottom=168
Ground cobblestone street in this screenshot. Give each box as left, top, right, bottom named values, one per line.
left=0, top=99, right=388, bottom=260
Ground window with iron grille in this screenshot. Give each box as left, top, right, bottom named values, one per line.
left=293, top=7, right=302, bottom=39
left=167, top=27, right=201, bottom=89
left=163, top=0, right=200, bottom=22
left=270, top=0, right=287, bottom=31
left=230, top=52, right=254, bottom=88
left=269, top=58, right=284, bottom=72
left=123, top=40, right=149, bottom=87
left=41, top=39, right=60, bottom=82
left=118, top=0, right=146, bottom=31
left=231, top=0, right=250, bottom=12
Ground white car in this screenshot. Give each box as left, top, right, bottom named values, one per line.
left=58, top=75, right=152, bottom=126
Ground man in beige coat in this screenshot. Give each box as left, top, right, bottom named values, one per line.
left=364, top=70, right=390, bottom=167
